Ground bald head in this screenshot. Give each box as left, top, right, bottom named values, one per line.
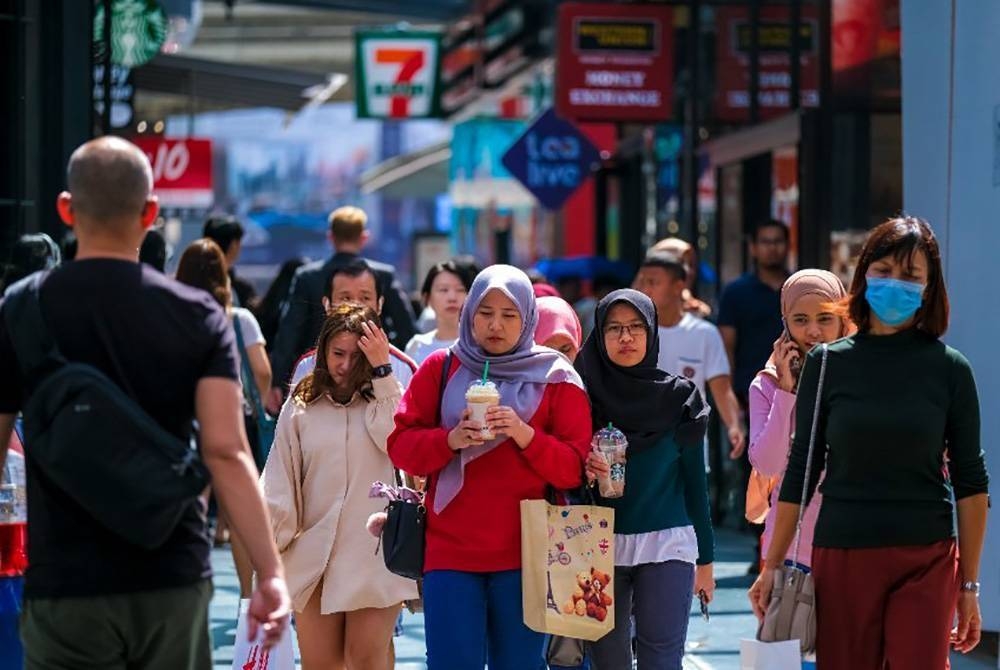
left=67, top=137, right=153, bottom=225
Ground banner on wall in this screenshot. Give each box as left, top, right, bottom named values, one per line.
left=714, top=5, right=820, bottom=122
left=132, top=137, right=213, bottom=209
left=556, top=3, right=674, bottom=122
left=355, top=30, right=443, bottom=119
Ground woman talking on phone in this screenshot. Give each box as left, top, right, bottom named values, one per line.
left=748, top=218, right=990, bottom=669
left=746, top=270, right=847, bottom=575
left=749, top=270, right=847, bottom=569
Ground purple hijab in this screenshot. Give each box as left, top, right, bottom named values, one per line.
left=435, top=264, right=583, bottom=513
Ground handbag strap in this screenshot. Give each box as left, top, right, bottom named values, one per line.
left=395, top=349, right=453, bottom=490
left=791, top=343, right=828, bottom=566
left=232, top=312, right=266, bottom=417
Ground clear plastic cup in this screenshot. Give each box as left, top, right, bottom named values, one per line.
left=592, top=424, right=628, bottom=498
left=466, top=380, right=500, bottom=440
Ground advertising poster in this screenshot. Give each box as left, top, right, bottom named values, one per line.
left=556, top=3, right=674, bottom=122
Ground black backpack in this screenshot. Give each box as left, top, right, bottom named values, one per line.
left=3, top=272, right=211, bottom=549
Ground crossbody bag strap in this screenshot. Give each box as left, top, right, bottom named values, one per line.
left=232, top=311, right=266, bottom=417
left=791, top=343, right=828, bottom=566
left=2, top=272, right=64, bottom=384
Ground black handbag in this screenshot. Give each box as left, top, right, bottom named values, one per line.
left=380, top=350, right=452, bottom=579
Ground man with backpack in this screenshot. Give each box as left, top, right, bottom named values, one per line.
left=0, top=137, right=290, bottom=669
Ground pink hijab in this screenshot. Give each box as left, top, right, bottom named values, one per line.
left=763, top=269, right=848, bottom=373
left=534, top=296, right=583, bottom=352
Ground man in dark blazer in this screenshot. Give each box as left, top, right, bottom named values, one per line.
left=268, top=206, right=416, bottom=408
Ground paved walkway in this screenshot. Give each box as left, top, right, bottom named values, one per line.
left=209, top=530, right=997, bottom=669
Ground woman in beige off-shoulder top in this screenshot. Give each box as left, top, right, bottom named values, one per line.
left=262, top=303, right=417, bottom=670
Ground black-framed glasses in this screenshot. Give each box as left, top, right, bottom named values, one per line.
left=603, top=322, right=646, bottom=339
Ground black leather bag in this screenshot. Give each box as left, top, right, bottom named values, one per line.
left=380, top=350, right=452, bottom=579
left=381, top=496, right=426, bottom=580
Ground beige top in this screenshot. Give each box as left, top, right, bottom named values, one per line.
left=262, top=375, right=418, bottom=614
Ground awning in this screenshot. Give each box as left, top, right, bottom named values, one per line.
left=265, top=0, right=470, bottom=21
left=360, top=140, right=451, bottom=198
left=132, top=54, right=333, bottom=111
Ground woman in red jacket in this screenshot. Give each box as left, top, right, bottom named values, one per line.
left=388, top=264, right=592, bottom=670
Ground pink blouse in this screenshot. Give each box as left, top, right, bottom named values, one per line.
left=747, top=371, right=822, bottom=567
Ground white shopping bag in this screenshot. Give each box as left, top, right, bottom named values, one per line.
left=231, top=599, right=295, bottom=670
left=740, top=638, right=802, bottom=670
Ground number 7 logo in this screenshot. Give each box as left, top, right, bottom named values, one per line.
left=375, top=48, right=425, bottom=117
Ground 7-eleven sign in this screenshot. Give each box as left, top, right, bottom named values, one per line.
left=355, top=30, right=443, bottom=119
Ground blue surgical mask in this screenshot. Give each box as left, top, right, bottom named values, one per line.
left=865, top=277, right=925, bottom=326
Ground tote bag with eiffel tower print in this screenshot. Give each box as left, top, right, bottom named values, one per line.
left=520, top=499, right=615, bottom=641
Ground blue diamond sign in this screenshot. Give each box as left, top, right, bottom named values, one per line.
left=501, top=108, right=601, bottom=211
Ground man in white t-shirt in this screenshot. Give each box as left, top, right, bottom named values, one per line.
left=634, top=251, right=746, bottom=459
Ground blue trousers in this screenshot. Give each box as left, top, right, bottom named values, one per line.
left=588, top=560, right=695, bottom=670
left=423, top=569, right=547, bottom=670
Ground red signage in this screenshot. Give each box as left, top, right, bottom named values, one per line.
left=131, top=137, right=214, bottom=209
left=556, top=3, right=674, bottom=122
left=714, top=5, right=820, bottom=122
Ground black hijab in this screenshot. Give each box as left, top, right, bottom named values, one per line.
left=574, top=289, right=709, bottom=454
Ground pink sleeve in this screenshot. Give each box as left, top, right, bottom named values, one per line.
left=747, top=373, right=797, bottom=476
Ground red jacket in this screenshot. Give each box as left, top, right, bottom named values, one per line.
left=388, top=348, right=592, bottom=573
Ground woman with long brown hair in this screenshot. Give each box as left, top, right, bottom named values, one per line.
left=175, top=238, right=271, bottom=595
left=748, top=217, right=990, bottom=668
left=262, top=302, right=417, bottom=670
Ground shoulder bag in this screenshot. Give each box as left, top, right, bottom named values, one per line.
left=757, top=343, right=827, bottom=654
left=381, top=350, right=452, bottom=579
left=233, top=313, right=276, bottom=467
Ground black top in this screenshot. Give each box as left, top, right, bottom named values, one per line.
left=779, top=329, right=990, bottom=549
left=717, top=272, right=783, bottom=398
left=229, top=268, right=257, bottom=309
left=269, top=251, right=416, bottom=386
left=0, top=259, right=239, bottom=598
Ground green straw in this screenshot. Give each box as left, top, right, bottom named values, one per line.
left=482, top=361, right=489, bottom=383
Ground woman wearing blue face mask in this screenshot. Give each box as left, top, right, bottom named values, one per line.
left=748, top=217, right=990, bottom=670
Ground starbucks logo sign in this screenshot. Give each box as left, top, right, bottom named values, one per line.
left=94, top=0, right=168, bottom=68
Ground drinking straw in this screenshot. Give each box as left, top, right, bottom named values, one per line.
left=482, top=361, right=489, bottom=383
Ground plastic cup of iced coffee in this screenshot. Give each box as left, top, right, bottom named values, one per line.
left=466, top=380, right=500, bottom=440
left=592, top=424, right=627, bottom=498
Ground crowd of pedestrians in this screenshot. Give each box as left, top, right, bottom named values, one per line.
left=0, top=136, right=990, bottom=670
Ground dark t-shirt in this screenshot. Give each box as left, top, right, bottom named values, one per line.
left=0, top=259, right=239, bottom=599
left=717, top=272, right=783, bottom=399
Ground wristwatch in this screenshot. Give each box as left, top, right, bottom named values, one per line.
left=372, top=364, right=393, bottom=379
left=960, top=580, right=980, bottom=595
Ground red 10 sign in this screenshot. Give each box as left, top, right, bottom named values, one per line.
left=131, top=137, right=214, bottom=209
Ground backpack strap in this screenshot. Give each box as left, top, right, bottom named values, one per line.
left=2, top=272, right=64, bottom=385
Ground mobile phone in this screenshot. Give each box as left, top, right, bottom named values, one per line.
left=782, top=318, right=803, bottom=378
left=698, top=590, right=710, bottom=622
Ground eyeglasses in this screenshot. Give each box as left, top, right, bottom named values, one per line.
left=603, top=323, right=646, bottom=339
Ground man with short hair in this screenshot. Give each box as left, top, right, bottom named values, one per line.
left=203, top=215, right=256, bottom=308
left=717, top=219, right=789, bottom=402
left=269, top=206, right=416, bottom=410
left=651, top=236, right=712, bottom=318
left=0, top=137, right=289, bottom=669
left=288, top=259, right=417, bottom=389
left=634, top=251, right=746, bottom=459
